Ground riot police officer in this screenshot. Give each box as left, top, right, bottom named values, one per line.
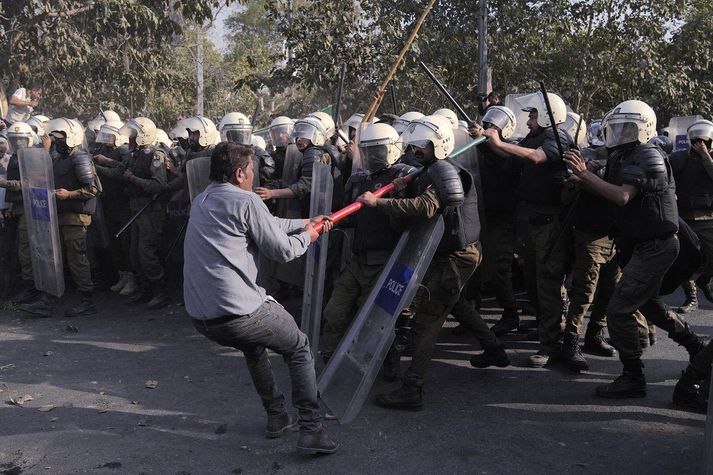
left=564, top=100, right=705, bottom=398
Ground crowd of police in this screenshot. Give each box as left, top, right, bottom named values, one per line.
left=1, top=83, right=713, bottom=432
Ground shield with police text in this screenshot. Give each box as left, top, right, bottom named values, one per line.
left=18, top=147, right=65, bottom=297
left=300, top=161, right=333, bottom=350
left=317, top=215, right=444, bottom=423
left=669, top=116, right=704, bottom=152
left=186, top=156, right=211, bottom=202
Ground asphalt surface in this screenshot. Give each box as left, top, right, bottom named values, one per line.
left=0, top=287, right=710, bottom=474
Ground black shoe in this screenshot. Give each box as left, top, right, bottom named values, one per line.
left=491, top=308, right=519, bottom=337
left=296, top=429, right=339, bottom=455
left=677, top=298, right=698, bottom=314
left=639, top=335, right=650, bottom=349
left=596, top=372, right=646, bottom=398
left=127, top=289, right=151, bottom=304
left=18, top=293, right=56, bottom=318
left=265, top=413, right=298, bottom=439
left=672, top=324, right=705, bottom=363
left=12, top=285, right=40, bottom=304
left=470, top=345, right=510, bottom=368
left=374, top=384, right=423, bottom=411
left=649, top=332, right=657, bottom=347
left=696, top=275, right=713, bottom=304
left=673, top=368, right=708, bottom=413
left=583, top=327, right=616, bottom=357
left=65, top=295, right=98, bottom=317
left=146, top=291, right=170, bottom=310
left=561, top=333, right=589, bottom=372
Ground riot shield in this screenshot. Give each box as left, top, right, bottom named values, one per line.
left=277, top=144, right=303, bottom=218
left=317, top=215, right=445, bottom=423
left=252, top=155, right=261, bottom=189
left=350, top=123, right=368, bottom=176
left=300, top=161, right=334, bottom=349
left=669, top=115, right=703, bottom=152
left=504, top=94, right=530, bottom=142
left=185, top=156, right=211, bottom=202
left=18, top=147, right=65, bottom=297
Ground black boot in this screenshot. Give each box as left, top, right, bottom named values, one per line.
left=65, top=292, right=98, bottom=317
left=696, top=275, right=713, bottom=304
left=596, top=360, right=646, bottom=398
left=583, top=325, right=616, bottom=357
left=127, top=286, right=151, bottom=304
left=671, top=323, right=705, bottom=363
left=12, top=282, right=40, bottom=304
left=672, top=366, right=708, bottom=413
left=561, top=333, right=589, bottom=372
left=676, top=281, right=698, bottom=314
left=381, top=346, right=401, bottom=382
left=374, top=383, right=423, bottom=411
left=491, top=307, right=519, bottom=337
left=470, top=344, right=510, bottom=368
left=296, top=429, right=339, bottom=455
left=146, top=281, right=170, bottom=310
left=18, top=292, right=57, bottom=317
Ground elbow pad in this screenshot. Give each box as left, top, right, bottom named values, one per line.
left=73, top=151, right=96, bottom=185
left=428, top=160, right=464, bottom=208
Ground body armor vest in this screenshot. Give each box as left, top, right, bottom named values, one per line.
left=670, top=150, right=713, bottom=211
left=53, top=151, right=96, bottom=215
left=517, top=129, right=567, bottom=206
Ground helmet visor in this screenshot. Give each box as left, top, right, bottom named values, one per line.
left=269, top=125, right=293, bottom=147
left=224, top=129, right=252, bottom=145
left=605, top=120, right=641, bottom=148
left=8, top=137, right=30, bottom=153
left=360, top=145, right=389, bottom=173
left=291, top=122, right=318, bottom=142
left=97, top=131, right=117, bottom=146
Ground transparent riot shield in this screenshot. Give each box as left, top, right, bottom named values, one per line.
left=300, top=161, right=334, bottom=349
left=504, top=94, right=530, bottom=142
left=317, top=215, right=445, bottom=423
left=277, top=144, right=303, bottom=218
left=185, top=156, right=211, bottom=202
left=669, top=115, right=704, bottom=152
left=350, top=122, right=368, bottom=176
left=252, top=155, right=261, bottom=189
left=18, top=148, right=65, bottom=297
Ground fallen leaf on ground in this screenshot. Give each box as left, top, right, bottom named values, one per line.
left=38, top=405, right=56, bottom=412
left=144, top=380, right=158, bottom=389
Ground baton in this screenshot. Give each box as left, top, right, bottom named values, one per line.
left=114, top=194, right=158, bottom=238
left=390, top=84, right=398, bottom=115
left=334, top=64, right=347, bottom=125
left=419, top=62, right=475, bottom=126
left=314, top=136, right=486, bottom=233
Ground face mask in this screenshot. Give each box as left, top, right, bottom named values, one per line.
left=55, top=138, right=70, bottom=156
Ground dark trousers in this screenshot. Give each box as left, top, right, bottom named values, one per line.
left=194, top=299, right=323, bottom=433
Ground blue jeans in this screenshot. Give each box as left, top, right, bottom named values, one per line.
left=193, top=299, right=322, bottom=433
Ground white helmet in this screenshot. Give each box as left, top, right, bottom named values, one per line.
left=401, top=115, right=454, bottom=160
left=433, top=108, right=459, bottom=130
left=218, top=112, right=252, bottom=144
left=26, top=115, right=50, bottom=135
left=587, top=119, right=604, bottom=147
left=119, top=117, right=157, bottom=147
left=169, top=119, right=189, bottom=140
left=155, top=129, right=172, bottom=148
left=515, top=91, right=567, bottom=128
left=563, top=111, right=587, bottom=145
left=358, top=123, right=402, bottom=173
left=292, top=117, right=327, bottom=147
left=97, top=120, right=128, bottom=147
left=6, top=122, right=37, bottom=152
left=45, top=118, right=85, bottom=148
left=269, top=116, right=294, bottom=148
left=482, top=105, right=517, bottom=140
left=251, top=134, right=267, bottom=150
left=393, top=111, right=424, bottom=134
left=184, top=116, right=218, bottom=147
left=308, top=111, right=336, bottom=137
left=87, top=110, right=121, bottom=134
left=687, top=119, right=713, bottom=143
left=602, top=100, right=657, bottom=148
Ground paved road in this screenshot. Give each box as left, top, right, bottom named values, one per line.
left=0, top=289, right=709, bottom=474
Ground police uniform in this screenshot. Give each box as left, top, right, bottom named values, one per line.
left=597, top=143, right=704, bottom=397
left=373, top=158, right=486, bottom=409
left=517, top=128, right=574, bottom=362
left=670, top=147, right=713, bottom=306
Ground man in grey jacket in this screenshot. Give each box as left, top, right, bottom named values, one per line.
left=183, top=142, right=337, bottom=455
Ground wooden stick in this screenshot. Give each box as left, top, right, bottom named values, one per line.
left=362, top=0, right=438, bottom=123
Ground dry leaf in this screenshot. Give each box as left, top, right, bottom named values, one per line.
left=144, top=380, right=158, bottom=389
left=38, top=404, right=56, bottom=412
